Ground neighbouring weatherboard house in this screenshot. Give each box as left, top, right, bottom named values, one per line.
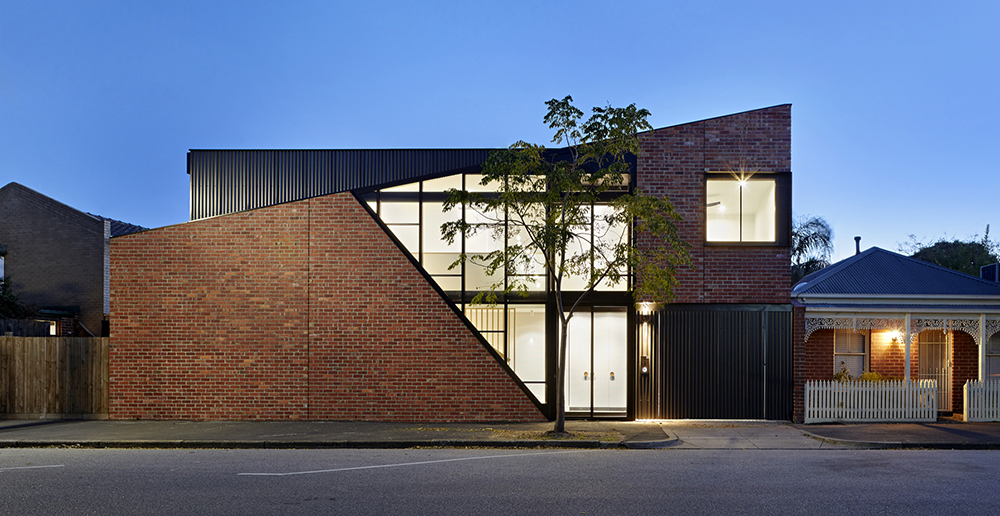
left=109, top=105, right=794, bottom=422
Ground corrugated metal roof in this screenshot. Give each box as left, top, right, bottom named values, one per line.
left=187, top=149, right=492, bottom=220
left=100, top=217, right=148, bottom=237
left=793, top=247, right=1000, bottom=297
left=805, top=303, right=1000, bottom=312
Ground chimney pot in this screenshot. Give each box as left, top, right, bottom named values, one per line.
left=854, top=236, right=861, bottom=255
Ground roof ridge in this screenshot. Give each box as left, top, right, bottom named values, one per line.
left=794, top=246, right=1000, bottom=297
left=889, top=247, right=1000, bottom=287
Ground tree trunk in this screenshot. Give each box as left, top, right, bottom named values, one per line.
left=554, top=319, right=569, bottom=433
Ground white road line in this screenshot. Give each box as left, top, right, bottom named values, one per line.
left=0, top=465, right=65, bottom=472
left=239, top=449, right=591, bottom=477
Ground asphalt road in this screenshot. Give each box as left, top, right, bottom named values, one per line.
left=2, top=447, right=999, bottom=515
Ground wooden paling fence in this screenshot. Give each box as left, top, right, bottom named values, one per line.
left=964, top=379, right=1000, bottom=422
left=805, top=379, right=937, bottom=423
left=0, top=336, right=109, bottom=419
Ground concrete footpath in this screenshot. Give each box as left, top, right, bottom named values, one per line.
left=3, top=418, right=1000, bottom=450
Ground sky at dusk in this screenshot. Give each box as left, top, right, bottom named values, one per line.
left=2, top=0, right=997, bottom=263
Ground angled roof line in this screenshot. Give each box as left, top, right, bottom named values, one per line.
left=793, top=247, right=1000, bottom=298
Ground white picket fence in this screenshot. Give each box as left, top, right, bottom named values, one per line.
left=804, top=379, right=938, bottom=423
left=964, top=380, right=1000, bottom=422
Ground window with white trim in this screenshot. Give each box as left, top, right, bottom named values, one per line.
left=833, top=329, right=868, bottom=377
left=987, top=333, right=1000, bottom=380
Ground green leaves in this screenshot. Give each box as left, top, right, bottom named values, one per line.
left=442, top=96, right=691, bottom=306
left=0, top=276, right=36, bottom=319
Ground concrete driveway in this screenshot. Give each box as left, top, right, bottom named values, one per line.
left=659, top=421, right=846, bottom=449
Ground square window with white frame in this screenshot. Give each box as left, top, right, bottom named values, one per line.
left=833, top=329, right=868, bottom=378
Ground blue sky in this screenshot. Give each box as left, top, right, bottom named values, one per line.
left=1, top=0, right=997, bottom=262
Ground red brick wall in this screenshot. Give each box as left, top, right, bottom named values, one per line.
left=792, top=306, right=807, bottom=421
left=795, top=328, right=842, bottom=422
left=952, top=331, right=978, bottom=413
left=869, top=330, right=918, bottom=379
left=110, top=193, right=545, bottom=422
left=636, top=105, right=791, bottom=304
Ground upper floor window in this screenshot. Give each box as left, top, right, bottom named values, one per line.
left=706, top=176, right=776, bottom=243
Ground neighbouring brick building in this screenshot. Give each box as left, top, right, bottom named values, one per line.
left=794, top=247, right=1000, bottom=422
left=0, top=182, right=144, bottom=336
left=110, top=105, right=795, bottom=422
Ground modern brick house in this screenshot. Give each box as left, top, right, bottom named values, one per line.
left=0, top=182, right=144, bottom=336
left=794, top=247, right=1000, bottom=422
left=110, top=105, right=794, bottom=422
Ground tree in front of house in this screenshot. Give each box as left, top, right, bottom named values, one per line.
left=898, top=225, right=1000, bottom=277
left=791, top=215, right=834, bottom=284
left=0, top=276, right=36, bottom=319
left=442, top=96, right=691, bottom=434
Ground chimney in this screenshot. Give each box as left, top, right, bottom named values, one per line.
left=854, top=236, right=861, bottom=255
left=982, top=263, right=999, bottom=283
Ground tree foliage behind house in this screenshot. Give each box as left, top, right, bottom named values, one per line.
left=0, top=276, right=36, bottom=318
left=899, top=225, right=1000, bottom=277
left=791, top=215, right=834, bottom=284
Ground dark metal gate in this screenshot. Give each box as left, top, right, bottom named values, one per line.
left=636, top=305, right=793, bottom=420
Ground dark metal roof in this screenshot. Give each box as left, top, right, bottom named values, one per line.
left=187, top=149, right=492, bottom=220
left=792, top=247, right=1000, bottom=297
left=805, top=303, right=1000, bottom=312
left=90, top=215, right=147, bottom=237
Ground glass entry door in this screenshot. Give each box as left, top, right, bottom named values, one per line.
left=564, top=307, right=628, bottom=417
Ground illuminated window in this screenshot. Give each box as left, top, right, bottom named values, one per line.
left=833, top=329, right=868, bottom=377
left=706, top=178, right=776, bottom=242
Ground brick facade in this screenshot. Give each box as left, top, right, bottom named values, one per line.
left=796, top=328, right=983, bottom=419
left=951, top=331, right=978, bottom=413
left=0, top=183, right=107, bottom=334
left=637, top=105, right=791, bottom=303
left=110, top=192, right=545, bottom=422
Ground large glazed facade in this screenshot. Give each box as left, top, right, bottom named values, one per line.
left=110, top=105, right=794, bottom=421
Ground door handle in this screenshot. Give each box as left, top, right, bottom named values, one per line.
left=583, top=371, right=589, bottom=381
left=610, top=371, right=615, bottom=381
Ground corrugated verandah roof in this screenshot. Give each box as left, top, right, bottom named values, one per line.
left=793, top=247, right=1000, bottom=298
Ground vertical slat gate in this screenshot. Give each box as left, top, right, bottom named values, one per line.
left=965, top=380, right=1000, bottom=422
left=647, top=306, right=793, bottom=420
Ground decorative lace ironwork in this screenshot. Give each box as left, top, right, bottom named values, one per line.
left=985, top=319, right=1000, bottom=343
left=804, top=317, right=903, bottom=341
left=806, top=315, right=1000, bottom=346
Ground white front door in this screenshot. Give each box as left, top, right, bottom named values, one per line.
left=564, top=307, right=628, bottom=416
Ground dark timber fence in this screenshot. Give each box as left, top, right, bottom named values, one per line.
left=1, top=318, right=51, bottom=337
left=0, top=336, right=110, bottom=418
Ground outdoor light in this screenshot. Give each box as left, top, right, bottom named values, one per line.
left=887, top=330, right=900, bottom=343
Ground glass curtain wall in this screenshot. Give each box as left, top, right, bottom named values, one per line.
left=362, top=172, right=630, bottom=404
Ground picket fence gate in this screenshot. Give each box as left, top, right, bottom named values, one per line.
left=964, top=379, right=1000, bottom=422
left=804, top=379, right=937, bottom=423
